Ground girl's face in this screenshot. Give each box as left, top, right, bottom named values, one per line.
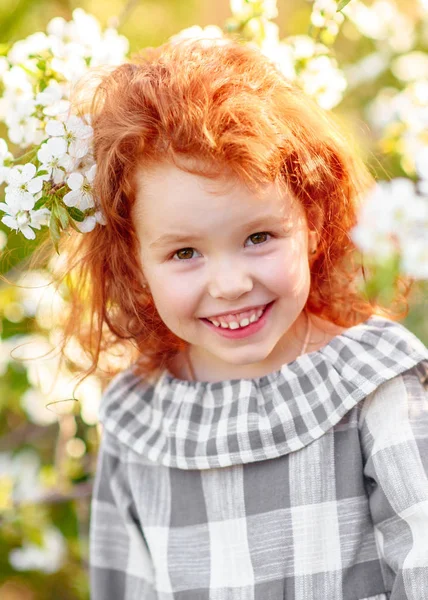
left=133, top=162, right=318, bottom=381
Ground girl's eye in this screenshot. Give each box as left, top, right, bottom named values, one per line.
left=171, top=232, right=272, bottom=261
left=173, top=248, right=198, bottom=261
left=246, top=232, right=271, bottom=246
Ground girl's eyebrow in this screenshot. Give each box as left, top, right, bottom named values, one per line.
left=149, top=215, right=282, bottom=249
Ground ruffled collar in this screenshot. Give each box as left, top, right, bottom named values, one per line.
left=99, top=316, right=428, bottom=470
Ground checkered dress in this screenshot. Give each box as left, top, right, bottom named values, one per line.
left=90, top=316, right=428, bottom=599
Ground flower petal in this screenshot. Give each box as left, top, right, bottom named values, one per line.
left=37, top=143, right=52, bottom=163
left=2, top=215, right=18, bottom=229
left=79, top=192, right=95, bottom=211
left=63, top=190, right=80, bottom=207
left=85, top=164, right=97, bottom=183
left=27, top=177, right=44, bottom=194
left=20, top=225, right=36, bottom=240
left=77, top=215, right=96, bottom=232
left=95, top=210, right=107, bottom=225
left=48, top=137, right=68, bottom=157
left=0, top=201, right=15, bottom=214
left=46, top=119, right=65, bottom=137
left=20, top=163, right=37, bottom=182
left=6, top=190, right=35, bottom=211
left=66, top=172, right=84, bottom=191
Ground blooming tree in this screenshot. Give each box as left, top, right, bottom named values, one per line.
left=0, top=8, right=127, bottom=250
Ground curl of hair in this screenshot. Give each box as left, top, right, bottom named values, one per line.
left=48, top=39, right=410, bottom=382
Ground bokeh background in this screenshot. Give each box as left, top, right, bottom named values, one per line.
left=0, top=1, right=427, bottom=598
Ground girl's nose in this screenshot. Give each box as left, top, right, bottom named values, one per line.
left=207, top=264, right=253, bottom=300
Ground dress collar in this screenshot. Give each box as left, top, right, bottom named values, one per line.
left=99, top=316, right=428, bottom=469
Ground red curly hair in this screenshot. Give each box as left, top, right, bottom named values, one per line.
left=52, top=39, right=408, bottom=381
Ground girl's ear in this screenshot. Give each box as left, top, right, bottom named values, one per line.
left=308, top=229, right=319, bottom=256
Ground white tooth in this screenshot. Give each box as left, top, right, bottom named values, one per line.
left=220, top=322, right=229, bottom=328
left=211, top=320, right=220, bottom=327
left=229, top=321, right=240, bottom=329
left=256, top=309, right=263, bottom=318
left=249, top=314, right=257, bottom=323
left=239, top=318, right=250, bottom=327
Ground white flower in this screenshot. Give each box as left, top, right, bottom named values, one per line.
left=5, top=96, right=36, bottom=142
left=400, top=234, right=428, bottom=279
left=75, top=207, right=105, bottom=232
left=46, top=16, right=71, bottom=39
left=5, top=164, right=46, bottom=210
left=77, top=215, right=97, bottom=232
left=71, top=8, right=102, bottom=46
left=43, top=99, right=71, bottom=119
left=63, top=164, right=96, bottom=210
left=0, top=138, right=12, bottom=184
left=170, top=25, right=226, bottom=47
left=299, top=55, right=347, bottom=110
left=21, top=388, right=58, bottom=425
left=352, top=179, right=428, bottom=278
left=35, top=83, right=62, bottom=106
left=262, top=41, right=296, bottom=81
left=345, top=52, right=388, bottom=89
left=50, top=54, right=88, bottom=83
left=2, top=65, right=33, bottom=98
left=95, top=209, right=107, bottom=225
left=89, top=28, right=129, bottom=66
left=288, top=35, right=318, bottom=60
left=0, top=138, right=12, bottom=164
left=0, top=230, right=7, bottom=251
left=37, top=138, right=73, bottom=184
left=391, top=52, right=428, bottom=83
left=0, top=449, right=43, bottom=503
left=311, top=0, right=344, bottom=31
left=0, top=201, right=50, bottom=240
left=46, top=115, right=93, bottom=159
left=7, top=32, right=52, bottom=65
left=415, top=147, right=428, bottom=183
left=343, top=0, right=415, bottom=53
left=9, top=527, right=67, bottom=574
left=4, top=96, right=46, bottom=148
left=230, top=0, right=278, bottom=20
left=35, top=82, right=71, bottom=119
left=351, top=223, right=397, bottom=260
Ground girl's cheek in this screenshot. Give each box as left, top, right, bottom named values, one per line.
left=258, top=253, right=309, bottom=292
left=149, top=271, right=201, bottom=315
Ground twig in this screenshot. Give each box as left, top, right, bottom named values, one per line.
left=108, top=0, right=141, bottom=30
left=3, top=480, right=94, bottom=514
left=0, top=422, right=57, bottom=452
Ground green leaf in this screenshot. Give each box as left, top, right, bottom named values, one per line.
left=68, top=218, right=82, bottom=233
left=49, top=211, right=61, bottom=254
left=336, top=0, right=352, bottom=11
left=67, top=206, right=85, bottom=222
left=33, top=196, right=48, bottom=210
left=57, top=204, right=70, bottom=230
left=37, top=169, right=49, bottom=177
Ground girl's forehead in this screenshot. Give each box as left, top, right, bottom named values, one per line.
left=133, top=160, right=301, bottom=223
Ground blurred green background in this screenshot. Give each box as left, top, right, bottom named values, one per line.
left=0, top=1, right=427, bottom=599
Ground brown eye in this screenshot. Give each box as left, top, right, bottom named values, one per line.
left=174, top=248, right=195, bottom=260
left=247, top=232, right=270, bottom=245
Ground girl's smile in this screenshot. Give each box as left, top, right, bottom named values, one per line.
left=133, top=161, right=320, bottom=382
left=200, top=300, right=276, bottom=339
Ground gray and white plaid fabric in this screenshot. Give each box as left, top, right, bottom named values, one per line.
left=90, top=316, right=428, bottom=599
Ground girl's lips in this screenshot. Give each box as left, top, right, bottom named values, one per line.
left=200, top=301, right=275, bottom=339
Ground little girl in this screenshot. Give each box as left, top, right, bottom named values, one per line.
left=66, top=39, right=428, bottom=599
